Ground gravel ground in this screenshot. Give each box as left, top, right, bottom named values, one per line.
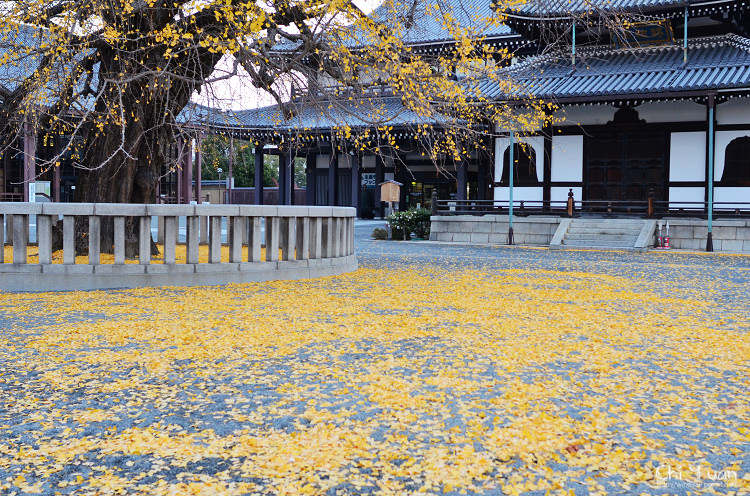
left=0, top=220, right=748, bottom=496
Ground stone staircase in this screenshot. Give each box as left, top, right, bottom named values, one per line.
left=550, top=218, right=656, bottom=251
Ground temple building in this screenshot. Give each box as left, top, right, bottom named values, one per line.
left=2, top=0, right=750, bottom=221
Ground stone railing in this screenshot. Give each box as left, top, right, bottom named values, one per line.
left=0, top=203, right=357, bottom=292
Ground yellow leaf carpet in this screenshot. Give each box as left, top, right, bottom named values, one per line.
left=0, top=243, right=748, bottom=495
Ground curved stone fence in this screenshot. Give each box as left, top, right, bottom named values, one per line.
left=0, top=203, right=357, bottom=292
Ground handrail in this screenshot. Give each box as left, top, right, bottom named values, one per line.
left=0, top=203, right=357, bottom=291
left=434, top=199, right=750, bottom=218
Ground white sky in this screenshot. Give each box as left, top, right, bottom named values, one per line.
left=193, top=0, right=383, bottom=111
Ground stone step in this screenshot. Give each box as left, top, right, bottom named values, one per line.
left=562, top=239, right=635, bottom=248
left=564, top=233, right=639, bottom=241
left=569, top=222, right=645, bottom=229
left=567, top=227, right=641, bottom=234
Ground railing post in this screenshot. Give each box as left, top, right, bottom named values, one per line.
left=265, top=216, right=279, bottom=261
left=229, top=216, right=243, bottom=263
left=12, top=215, right=28, bottom=264
left=89, top=215, right=101, bottom=265
left=37, top=215, right=52, bottom=265
left=139, top=216, right=151, bottom=265
left=209, top=216, right=222, bottom=263
left=431, top=190, right=438, bottom=216
left=331, top=217, right=341, bottom=258
left=114, top=216, right=126, bottom=264
left=566, top=189, right=575, bottom=217
left=322, top=218, right=332, bottom=258
left=348, top=217, right=355, bottom=255
left=281, top=217, right=296, bottom=261
left=248, top=217, right=262, bottom=262
left=296, top=217, right=309, bottom=260
left=187, top=215, right=200, bottom=264
left=309, top=218, right=322, bottom=259
left=157, top=216, right=165, bottom=244
left=200, top=213, right=208, bottom=244
left=163, top=216, right=177, bottom=264
left=63, top=215, right=75, bottom=264
left=648, top=188, right=655, bottom=219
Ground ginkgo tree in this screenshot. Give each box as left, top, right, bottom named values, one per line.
left=0, top=0, right=559, bottom=250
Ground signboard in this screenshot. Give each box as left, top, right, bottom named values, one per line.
left=379, top=180, right=403, bottom=203
left=28, top=182, right=36, bottom=203
left=614, top=19, right=674, bottom=48
left=362, top=173, right=376, bottom=187
left=37, top=181, right=51, bottom=197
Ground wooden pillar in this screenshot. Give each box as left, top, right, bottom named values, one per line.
left=456, top=161, right=467, bottom=201
left=375, top=155, right=384, bottom=217
left=181, top=138, right=193, bottom=203
left=227, top=134, right=234, bottom=204
left=477, top=154, right=488, bottom=201
left=328, top=147, right=337, bottom=206
left=195, top=135, right=203, bottom=203
left=23, top=123, right=36, bottom=202
left=254, top=144, right=264, bottom=205
left=351, top=152, right=360, bottom=213
left=281, top=150, right=293, bottom=205
left=306, top=155, right=315, bottom=205
left=176, top=143, right=183, bottom=204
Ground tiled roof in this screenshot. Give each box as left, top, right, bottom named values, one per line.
left=369, top=0, right=514, bottom=46
left=504, top=0, right=739, bottom=19
left=476, top=34, right=750, bottom=101
left=0, top=23, right=46, bottom=95
left=198, top=96, right=444, bottom=133
left=273, top=0, right=521, bottom=53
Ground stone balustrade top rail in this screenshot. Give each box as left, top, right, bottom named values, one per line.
left=0, top=203, right=357, bottom=292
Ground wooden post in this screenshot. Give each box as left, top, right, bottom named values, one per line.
left=351, top=152, right=360, bottom=214
left=227, top=135, right=234, bottom=204
left=456, top=161, right=467, bottom=201
left=254, top=145, right=264, bottom=205
left=328, top=148, right=337, bottom=206
left=195, top=135, right=203, bottom=202
left=566, top=188, right=575, bottom=217
left=23, top=123, right=36, bottom=202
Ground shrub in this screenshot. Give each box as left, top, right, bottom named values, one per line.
left=371, top=227, right=388, bottom=240
left=386, top=207, right=431, bottom=240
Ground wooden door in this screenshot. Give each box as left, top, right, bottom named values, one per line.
left=585, top=129, right=665, bottom=204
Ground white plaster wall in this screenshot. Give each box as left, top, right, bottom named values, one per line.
left=494, top=136, right=508, bottom=181
left=716, top=98, right=750, bottom=125
left=714, top=130, right=750, bottom=180
left=669, top=132, right=706, bottom=182
left=554, top=105, right=617, bottom=126
left=551, top=135, right=583, bottom=182
left=494, top=136, right=544, bottom=182
left=316, top=155, right=330, bottom=169
left=669, top=187, right=704, bottom=207
left=551, top=186, right=582, bottom=205
left=493, top=187, right=544, bottom=203
left=636, top=101, right=705, bottom=123
left=715, top=187, right=750, bottom=208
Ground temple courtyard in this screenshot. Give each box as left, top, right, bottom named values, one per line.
left=1, top=221, right=748, bottom=495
